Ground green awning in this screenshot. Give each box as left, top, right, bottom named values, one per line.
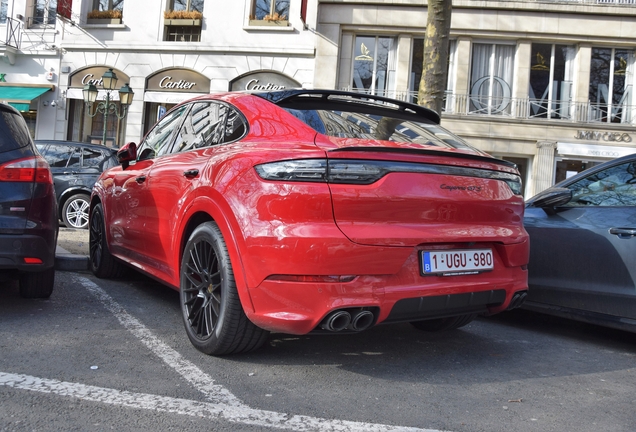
left=0, top=86, right=52, bottom=112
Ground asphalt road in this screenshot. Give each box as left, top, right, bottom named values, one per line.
left=1, top=270, right=635, bottom=432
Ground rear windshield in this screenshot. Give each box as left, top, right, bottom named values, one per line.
left=0, top=108, right=32, bottom=153
left=283, top=108, right=478, bottom=151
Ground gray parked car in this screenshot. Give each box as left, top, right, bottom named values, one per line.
left=523, top=153, right=636, bottom=331
left=35, top=140, right=117, bottom=229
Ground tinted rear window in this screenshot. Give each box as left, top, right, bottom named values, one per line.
left=283, top=108, right=477, bottom=151
left=0, top=108, right=33, bottom=153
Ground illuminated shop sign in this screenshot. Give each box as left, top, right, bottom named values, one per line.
left=557, top=142, right=635, bottom=158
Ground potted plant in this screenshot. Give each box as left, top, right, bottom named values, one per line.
left=164, top=10, right=202, bottom=26
left=87, top=9, right=123, bottom=24
left=249, top=12, right=289, bottom=27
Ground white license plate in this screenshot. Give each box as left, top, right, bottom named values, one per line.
left=421, top=249, right=494, bottom=275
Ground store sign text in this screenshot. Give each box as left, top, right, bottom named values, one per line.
left=82, top=74, right=104, bottom=87
left=575, top=130, right=632, bottom=143
left=159, top=76, right=197, bottom=90
left=245, top=79, right=285, bottom=91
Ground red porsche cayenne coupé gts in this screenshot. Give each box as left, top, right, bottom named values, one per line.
left=89, top=90, right=529, bottom=355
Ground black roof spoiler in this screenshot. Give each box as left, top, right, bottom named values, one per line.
left=253, top=89, right=441, bottom=124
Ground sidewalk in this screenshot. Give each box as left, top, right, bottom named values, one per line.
left=55, top=227, right=90, bottom=271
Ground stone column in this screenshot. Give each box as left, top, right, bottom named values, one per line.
left=532, top=141, right=557, bottom=196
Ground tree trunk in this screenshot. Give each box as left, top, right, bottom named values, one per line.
left=417, top=0, right=452, bottom=116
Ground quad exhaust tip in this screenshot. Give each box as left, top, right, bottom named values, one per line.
left=320, top=309, right=375, bottom=332
left=506, top=290, right=528, bottom=310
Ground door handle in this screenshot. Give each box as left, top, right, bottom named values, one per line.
left=183, top=169, right=199, bottom=178
left=609, top=227, right=636, bottom=239
left=135, top=175, right=146, bottom=184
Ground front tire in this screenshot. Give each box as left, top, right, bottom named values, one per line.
left=180, top=222, right=268, bottom=356
left=62, top=194, right=90, bottom=229
left=89, top=203, right=124, bottom=278
left=19, top=267, right=55, bottom=298
left=410, top=314, right=477, bottom=331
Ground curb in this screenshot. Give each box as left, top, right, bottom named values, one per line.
left=55, top=246, right=89, bottom=272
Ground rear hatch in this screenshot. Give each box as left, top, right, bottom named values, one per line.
left=320, top=139, right=526, bottom=247
left=266, top=90, right=526, bottom=248
left=0, top=107, right=43, bottom=233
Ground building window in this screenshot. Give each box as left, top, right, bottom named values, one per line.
left=93, top=0, right=124, bottom=12
left=589, top=47, right=635, bottom=124
left=352, top=36, right=397, bottom=98
left=469, top=43, right=515, bottom=115
left=528, top=44, right=575, bottom=120
left=250, top=0, right=289, bottom=24
left=31, top=0, right=56, bottom=27
left=164, top=0, right=203, bottom=41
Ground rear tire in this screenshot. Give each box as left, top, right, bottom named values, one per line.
left=62, top=194, right=90, bottom=229
left=410, top=314, right=477, bottom=331
left=180, top=222, right=269, bottom=356
left=19, top=267, right=55, bottom=298
left=89, top=203, right=124, bottom=278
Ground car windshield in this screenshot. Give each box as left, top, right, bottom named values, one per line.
left=283, top=107, right=478, bottom=151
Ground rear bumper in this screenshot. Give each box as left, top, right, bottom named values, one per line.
left=0, top=232, right=57, bottom=272
left=246, top=245, right=529, bottom=334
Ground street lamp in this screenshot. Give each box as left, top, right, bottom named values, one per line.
left=82, top=68, right=134, bottom=147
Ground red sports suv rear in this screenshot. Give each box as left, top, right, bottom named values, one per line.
left=90, top=90, right=528, bottom=355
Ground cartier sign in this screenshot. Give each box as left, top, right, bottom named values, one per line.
left=230, top=71, right=301, bottom=92
left=69, top=66, right=130, bottom=88
left=146, top=68, right=210, bottom=93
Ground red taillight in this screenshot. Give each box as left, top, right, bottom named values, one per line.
left=0, top=156, right=53, bottom=184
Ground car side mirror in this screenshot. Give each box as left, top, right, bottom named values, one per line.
left=527, top=187, right=573, bottom=215
left=117, top=142, right=137, bottom=169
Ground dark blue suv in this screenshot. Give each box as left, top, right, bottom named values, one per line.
left=0, top=104, right=58, bottom=298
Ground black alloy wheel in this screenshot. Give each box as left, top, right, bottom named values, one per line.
left=89, top=203, right=124, bottom=278
left=180, top=222, right=268, bottom=356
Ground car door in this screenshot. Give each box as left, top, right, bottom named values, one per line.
left=105, top=105, right=189, bottom=265
left=525, top=158, right=636, bottom=318
left=142, top=101, right=245, bottom=285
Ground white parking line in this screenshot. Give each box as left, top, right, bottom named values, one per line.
left=0, top=274, right=448, bottom=432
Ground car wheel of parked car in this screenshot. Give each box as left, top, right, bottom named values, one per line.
left=180, top=222, right=269, bottom=356
left=19, top=267, right=55, bottom=299
left=62, top=193, right=90, bottom=229
left=410, top=314, right=477, bottom=331
left=89, top=203, right=125, bottom=278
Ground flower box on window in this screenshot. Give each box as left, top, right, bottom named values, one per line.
left=164, top=10, right=202, bottom=26
left=249, top=13, right=289, bottom=27
left=87, top=9, right=122, bottom=24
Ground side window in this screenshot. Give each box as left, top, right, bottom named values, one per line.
left=82, top=147, right=104, bottom=168
left=67, top=148, right=81, bottom=168
left=45, top=145, right=75, bottom=168
left=137, top=105, right=189, bottom=160
left=173, top=102, right=246, bottom=152
left=566, top=161, right=636, bottom=207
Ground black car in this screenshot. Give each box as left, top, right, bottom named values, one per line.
left=0, top=104, right=58, bottom=298
left=523, top=153, right=636, bottom=331
left=35, top=140, right=117, bottom=229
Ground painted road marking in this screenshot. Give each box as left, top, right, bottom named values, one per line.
left=0, top=275, right=448, bottom=432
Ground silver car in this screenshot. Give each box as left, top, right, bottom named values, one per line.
left=523, top=153, right=636, bottom=331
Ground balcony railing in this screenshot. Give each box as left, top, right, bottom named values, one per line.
left=467, top=0, right=636, bottom=6
left=341, top=87, right=636, bottom=125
